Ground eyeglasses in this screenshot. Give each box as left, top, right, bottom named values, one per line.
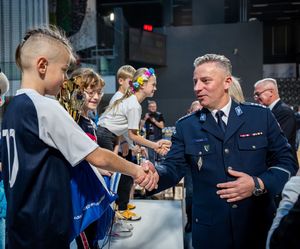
left=253, top=89, right=272, bottom=100
left=84, top=90, right=104, bottom=98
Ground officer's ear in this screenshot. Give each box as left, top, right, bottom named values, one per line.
left=224, top=76, right=232, bottom=90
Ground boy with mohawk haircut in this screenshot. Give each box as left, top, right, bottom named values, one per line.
left=1, top=26, right=157, bottom=249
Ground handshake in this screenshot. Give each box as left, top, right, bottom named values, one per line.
left=133, top=160, right=159, bottom=191
left=154, top=139, right=172, bottom=156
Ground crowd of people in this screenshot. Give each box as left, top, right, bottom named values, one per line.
left=0, top=25, right=300, bottom=249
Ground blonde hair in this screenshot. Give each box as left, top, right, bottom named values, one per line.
left=116, top=65, right=136, bottom=81
left=193, top=54, right=232, bottom=75
left=15, top=25, right=75, bottom=71
left=229, top=76, right=245, bottom=103
left=109, top=67, right=153, bottom=112
left=70, top=68, right=105, bottom=90
left=0, top=71, right=9, bottom=96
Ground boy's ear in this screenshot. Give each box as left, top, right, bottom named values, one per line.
left=37, top=57, right=48, bottom=76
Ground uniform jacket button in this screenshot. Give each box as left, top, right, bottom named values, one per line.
left=232, top=204, right=238, bottom=208
left=224, top=148, right=229, bottom=154
left=195, top=218, right=199, bottom=223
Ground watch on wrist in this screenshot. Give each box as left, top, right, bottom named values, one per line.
left=252, top=176, right=264, bottom=196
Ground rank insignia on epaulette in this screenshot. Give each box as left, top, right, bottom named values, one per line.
left=235, top=106, right=243, bottom=116
left=242, top=102, right=266, bottom=108
left=204, top=144, right=210, bottom=152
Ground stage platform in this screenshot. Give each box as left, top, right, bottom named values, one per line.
left=71, top=199, right=184, bottom=249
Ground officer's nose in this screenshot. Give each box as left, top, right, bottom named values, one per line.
left=194, top=81, right=203, bottom=92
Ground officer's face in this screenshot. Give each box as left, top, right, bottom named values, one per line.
left=193, top=62, right=231, bottom=109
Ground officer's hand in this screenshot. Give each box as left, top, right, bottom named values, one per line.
left=154, top=139, right=172, bottom=156
left=141, top=160, right=159, bottom=189
left=134, top=165, right=157, bottom=191
left=216, top=169, right=255, bottom=202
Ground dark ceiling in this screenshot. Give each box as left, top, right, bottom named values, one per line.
left=248, top=0, right=300, bottom=22
left=98, top=0, right=300, bottom=26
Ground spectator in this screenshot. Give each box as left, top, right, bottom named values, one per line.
left=254, top=78, right=298, bottom=164
left=141, top=100, right=165, bottom=165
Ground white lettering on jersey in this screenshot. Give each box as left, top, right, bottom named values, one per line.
left=2, top=129, right=19, bottom=187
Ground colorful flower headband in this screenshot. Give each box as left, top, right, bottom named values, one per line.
left=130, top=68, right=155, bottom=93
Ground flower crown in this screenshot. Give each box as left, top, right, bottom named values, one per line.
left=130, top=68, right=155, bottom=93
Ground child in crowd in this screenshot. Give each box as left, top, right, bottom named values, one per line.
left=97, top=67, right=171, bottom=220
left=0, top=69, right=9, bottom=249
left=57, top=67, right=110, bottom=249
left=1, top=26, right=156, bottom=249
left=107, top=65, right=142, bottom=222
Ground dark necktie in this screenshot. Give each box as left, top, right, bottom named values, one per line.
left=216, top=110, right=226, bottom=133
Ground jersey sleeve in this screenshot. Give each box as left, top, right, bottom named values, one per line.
left=35, top=98, right=98, bottom=166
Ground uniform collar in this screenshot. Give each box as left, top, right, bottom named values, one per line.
left=210, top=98, right=232, bottom=124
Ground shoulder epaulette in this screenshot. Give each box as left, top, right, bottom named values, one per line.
left=177, top=111, right=198, bottom=122
left=241, top=102, right=266, bottom=108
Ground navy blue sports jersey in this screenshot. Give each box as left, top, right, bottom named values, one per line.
left=1, top=89, right=98, bottom=249
left=78, top=115, right=97, bottom=141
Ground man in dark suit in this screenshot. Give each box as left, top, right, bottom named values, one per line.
left=148, top=54, right=297, bottom=249
left=254, top=78, right=298, bottom=163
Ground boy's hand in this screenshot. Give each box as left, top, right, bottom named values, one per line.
left=141, top=160, right=159, bottom=189
left=134, top=164, right=157, bottom=191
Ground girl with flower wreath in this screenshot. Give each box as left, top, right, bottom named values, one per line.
left=96, top=67, right=171, bottom=224
left=97, top=67, right=171, bottom=158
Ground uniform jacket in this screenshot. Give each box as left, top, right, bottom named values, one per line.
left=153, top=101, right=296, bottom=249
left=272, top=99, right=298, bottom=163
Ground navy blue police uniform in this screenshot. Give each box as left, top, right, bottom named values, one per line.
left=152, top=100, right=297, bottom=249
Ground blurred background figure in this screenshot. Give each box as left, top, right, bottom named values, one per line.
left=294, top=106, right=300, bottom=151
left=229, top=76, right=245, bottom=103
left=254, top=78, right=298, bottom=165
left=141, top=100, right=165, bottom=165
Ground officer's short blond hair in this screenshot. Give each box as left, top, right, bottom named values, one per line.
left=193, top=54, right=232, bottom=75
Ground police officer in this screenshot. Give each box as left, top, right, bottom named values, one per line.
left=148, top=54, right=297, bottom=249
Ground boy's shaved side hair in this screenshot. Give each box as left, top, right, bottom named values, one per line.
left=116, top=65, right=136, bottom=81
left=16, top=25, right=76, bottom=71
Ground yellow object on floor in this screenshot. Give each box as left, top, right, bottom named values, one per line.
left=117, top=209, right=141, bottom=221
left=127, top=203, right=136, bottom=210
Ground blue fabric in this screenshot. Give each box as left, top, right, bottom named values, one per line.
left=0, top=181, right=6, bottom=218
left=0, top=217, right=5, bottom=249
left=70, top=161, right=117, bottom=242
